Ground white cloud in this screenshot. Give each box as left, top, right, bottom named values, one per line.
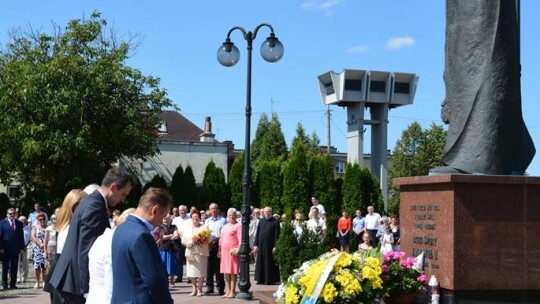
left=301, top=0, right=344, bottom=14
left=346, top=45, right=370, bottom=53
left=385, top=36, right=415, bottom=50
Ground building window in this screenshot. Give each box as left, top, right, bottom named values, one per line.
left=7, top=185, right=21, bottom=199
left=157, top=121, right=167, bottom=134
left=336, top=161, right=346, bottom=174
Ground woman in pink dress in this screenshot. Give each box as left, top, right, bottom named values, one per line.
left=218, top=208, right=242, bottom=298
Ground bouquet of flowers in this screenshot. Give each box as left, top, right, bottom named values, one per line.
left=191, top=228, right=211, bottom=246
left=380, top=251, right=426, bottom=298
left=274, top=250, right=384, bottom=304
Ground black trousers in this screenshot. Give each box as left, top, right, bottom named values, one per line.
left=353, top=232, right=363, bottom=251
left=176, top=242, right=186, bottom=281
left=368, top=229, right=379, bottom=247
left=1, top=252, right=18, bottom=287
left=206, top=244, right=224, bottom=292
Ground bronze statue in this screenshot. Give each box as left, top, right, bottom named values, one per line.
left=432, top=0, right=535, bottom=175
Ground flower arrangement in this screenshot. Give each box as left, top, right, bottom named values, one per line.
left=274, top=250, right=384, bottom=304
left=380, top=251, right=426, bottom=298
left=191, top=228, right=211, bottom=246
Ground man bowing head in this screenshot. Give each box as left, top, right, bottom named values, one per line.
left=112, top=187, right=173, bottom=304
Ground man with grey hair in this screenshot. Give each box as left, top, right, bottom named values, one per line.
left=17, top=216, right=31, bottom=284
left=365, top=206, right=381, bottom=247
left=204, top=202, right=225, bottom=295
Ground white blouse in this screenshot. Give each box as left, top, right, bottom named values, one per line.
left=87, top=228, right=114, bottom=304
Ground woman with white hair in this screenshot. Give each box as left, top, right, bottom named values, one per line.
left=218, top=208, right=242, bottom=298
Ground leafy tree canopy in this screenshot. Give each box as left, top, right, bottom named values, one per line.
left=0, top=11, right=173, bottom=206
left=388, top=122, right=446, bottom=215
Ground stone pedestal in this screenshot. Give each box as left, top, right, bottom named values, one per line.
left=394, top=174, right=540, bottom=303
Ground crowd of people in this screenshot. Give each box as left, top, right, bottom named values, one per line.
left=1, top=168, right=400, bottom=303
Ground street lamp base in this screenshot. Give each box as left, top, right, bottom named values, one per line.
left=235, top=291, right=253, bottom=300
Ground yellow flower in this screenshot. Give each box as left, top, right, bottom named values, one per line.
left=321, top=282, right=338, bottom=303
left=366, top=257, right=380, bottom=269
left=299, top=260, right=327, bottom=295
left=285, top=285, right=300, bottom=304
left=335, top=270, right=362, bottom=294
left=334, top=253, right=353, bottom=269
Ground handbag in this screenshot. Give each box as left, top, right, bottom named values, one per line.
left=186, top=252, right=195, bottom=262
left=26, top=243, right=33, bottom=260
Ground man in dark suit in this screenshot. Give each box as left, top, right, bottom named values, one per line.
left=0, top=207, right=25, bottom=289
left=111, top=187, right=173, bottom=304
left=48, top=166, right=134, bottom=303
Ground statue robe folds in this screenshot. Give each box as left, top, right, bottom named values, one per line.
left=440, top=0, right=535, bottom=175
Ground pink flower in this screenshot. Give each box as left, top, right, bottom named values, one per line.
left=395, top=251, right=406, bottom=258
left=417, top=274, right=427, bottom=282
left=382, top=264, right=390, bottom=272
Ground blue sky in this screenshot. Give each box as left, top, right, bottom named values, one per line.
left=2, top=1, right=539, bottom=175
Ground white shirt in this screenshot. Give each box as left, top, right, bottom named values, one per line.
left=172, top=215, right=190, bottom=233
left=87, top=228, right=114, bottom=304
left=248, top=216, right=259, bottom=247
left=23, top=225, right=32, bottom=246
left=314, top=204, right=326, bottom=217
left=365, top=212, right=381, bottom=230
left=45, top=225, right=57, bottom=255
left=56, top=226, right=69, bottom=254
left=306, top=218, right=327, bottom=232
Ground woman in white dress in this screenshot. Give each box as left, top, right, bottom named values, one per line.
left=380, top=223, right=394, bottom=254
left=182, top=211, right=209, bottom=297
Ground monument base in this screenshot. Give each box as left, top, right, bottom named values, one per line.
left=441, top=289, right=540, bottom=304
left=394, top=175, right=540, bottom=303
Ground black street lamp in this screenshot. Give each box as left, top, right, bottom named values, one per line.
left=217, top=24, right=284, bottom=300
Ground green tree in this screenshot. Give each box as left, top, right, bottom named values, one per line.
left=310, top=154, right=338, bottom=247
left=341, top=164, right=383, bottom=215
left=291, top=123, right=310, bottom=149
left=180, top=166, right=198, bottom=207
left=120, top=176, right=142, bottom=210
left=250, top=113, right=270, bottom=166
left=256, top=160, right=283, bottom=213
left=251, top=113, right=287, bottom=170
left=275, top=221, right=301, bottom=281
left=0, top=12, right=173, bottom=207
left=228, top=152, right=244, bottom=210
left=143, top=174, right=168, bottom=193
left=342, top=162, right=363, bottom=215
left=282, top=143, right=309, bottom=215
left=201, top=161, right=228, bottom=210
left=169, top=164, right=184, bottom=203
left=0, top=193, right=11, bottom=212
left=388, top=122, right=446, bottom=215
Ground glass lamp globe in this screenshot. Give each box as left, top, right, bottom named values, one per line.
left=217, top=41, right=240, bottom=67
left=260, top=35, right=284, bottom=63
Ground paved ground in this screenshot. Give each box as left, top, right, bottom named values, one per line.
left=0, top=262, right=279, bottom=303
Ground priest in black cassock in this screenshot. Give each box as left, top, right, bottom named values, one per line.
left=253, top=206, right=280, bottom=284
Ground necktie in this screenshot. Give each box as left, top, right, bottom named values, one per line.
left=10, top=220, right=15, bottom=231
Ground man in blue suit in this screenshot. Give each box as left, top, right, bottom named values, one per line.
left=48, top=166, right=134, bottom=303
left=112, top=187, right=173, bottom=304
left=0, top=207, right=25, bottom=289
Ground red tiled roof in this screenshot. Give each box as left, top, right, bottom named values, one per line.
left=157, top=111, right=204, bottom=142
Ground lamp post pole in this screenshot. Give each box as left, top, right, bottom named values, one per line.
left=217, top=23, right=284, bottom=300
